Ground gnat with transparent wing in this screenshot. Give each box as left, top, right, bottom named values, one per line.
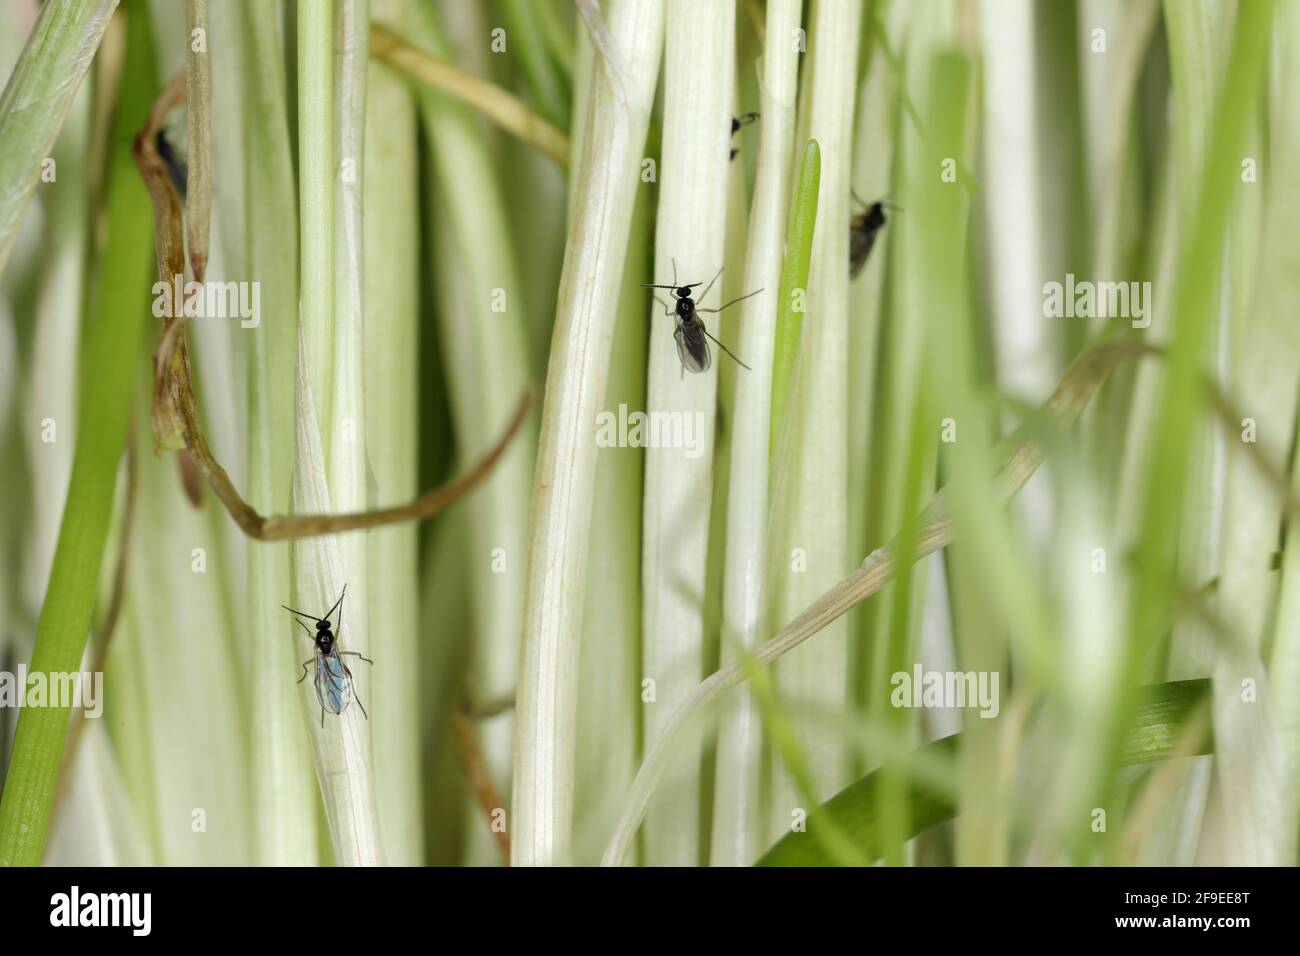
left=283, top=585, right=373, bottom=727
left=644, top=262, right=761, bottom=375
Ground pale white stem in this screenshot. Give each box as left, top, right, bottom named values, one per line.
left=363, top=0, right=423, bottom=867
left=640, top=0, right=734, bottom=867
left=229, top=0, right=318, bottom=865
left=291, top=335, right=384, bottom=866
left=710, top=0, right=801, bottom=867
left=512, top=0, right=664, bottom=867
left=766, top=0, right=862, bottom=830
left=290, top=0, right=383, bottom=866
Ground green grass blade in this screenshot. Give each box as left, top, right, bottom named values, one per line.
left=758, top=679, right=1213, bottom=866
left=0, top=3, right=157, bottom=866
left=0, top=0, right=118, bottom=279
left=767, top=140, right=820, bottom=459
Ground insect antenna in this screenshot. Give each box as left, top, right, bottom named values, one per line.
left=323, top=584, right=346, bottom=624
left=852, top=188, right=898, bottom=213
left=702, top=327, right=752, bottom=370
left=282, top=605, right=322, bottom=624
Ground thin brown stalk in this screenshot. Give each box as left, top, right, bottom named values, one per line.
left=462, top=693, right=516, bottom=720
left=177, top=380, right=531, bottom=540
left=132, top=77, right=532, bottom=541
left=1205, top=385, right=1300, bottom=525
left=131, top=68, right=188, bottom=451
left=451, top=710, right=511, bottom=863
left=369, top=23, right=569, bottom=167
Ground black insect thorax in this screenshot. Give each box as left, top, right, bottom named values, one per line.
left=676, top=295, right=695, bottom=321
left=858, top=203, right=886, bottom=230
left=315, top=626, right=334, bottom=654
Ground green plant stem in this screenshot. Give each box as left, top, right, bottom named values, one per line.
left=498, top=0, right=571, bottom=129
left=1120, top=0, right=1274, bottom=839
left=768, top=140, right=820, bottom=457
left=765, top=0, right=863, bottom=837
left=364, top=0, right=423, bottom=868
left=408, top=0, right=535, bottom=865
left=0, top=3, right=157, bottom=867
left=297, top=0, right=336, bottom=441
left=0, top=0, right=119, bottom=279
left=185, top=0, right=210, bottom=281
left=757, top=679, right=1214, bottom=866
left=234, top=0, right=316, bottom=866
left=601, top=337, right=1149, bottom=865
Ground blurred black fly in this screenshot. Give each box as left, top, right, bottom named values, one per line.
left=644, top=262, right=761, bottom=374
left=849, top=190, right=897, bottom=278
left=283, top=585, right=373, bottom=728
left=155, top=130, right=188, bottom=201
left=729, top=112, right=759, bottom=160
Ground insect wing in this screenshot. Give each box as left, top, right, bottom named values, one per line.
left=849, top=206, right=887, bottom=278
left=674, top=321, right=711, bottom=374
left=849, top=226, right=876, bottom=277
left=314, top=651, right=352, bottom=715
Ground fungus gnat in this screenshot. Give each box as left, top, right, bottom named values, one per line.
left=643, top=262, right=761, bottom=374
left=155, top=130, right=188, bottom=201
left=283, top=585, right=373, bottom=728
left=849, top=190, right=897, bottom=278
left=729, top=112, right=759, bottom=161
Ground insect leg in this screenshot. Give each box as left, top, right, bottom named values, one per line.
left=697, top=266, right=725, bottom=305
left=341, top=661, right=369, bottom=719
left=652, top=294, right=675, bottom=316
left=702, top=327, right=752, bottom=370
left=698, top=286, right=764, bottom=314
left=320, top=706, right=325, bottom=729
left=339, top=651, right=374, bottom=665
left=298, top=658, right=313, bottom=683
left=291, top=618, right=314, bottom=641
